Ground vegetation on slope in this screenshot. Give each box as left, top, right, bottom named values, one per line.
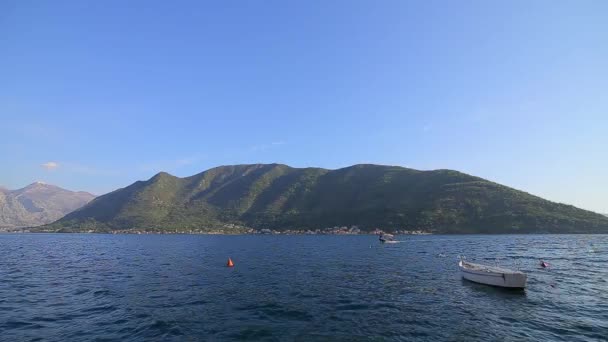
left=38, top=164, right=608, bottom=234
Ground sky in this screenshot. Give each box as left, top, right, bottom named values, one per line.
left=1, top=1, right=607, bottom=213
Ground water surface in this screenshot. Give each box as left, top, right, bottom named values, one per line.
left=0, top=234, right=606, bottom=341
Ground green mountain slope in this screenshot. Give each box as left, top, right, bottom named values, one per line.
left=39, top=164, right=608, bottom=233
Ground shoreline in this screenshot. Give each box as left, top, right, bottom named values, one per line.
left=4, top=230, right=606, bottom=235
left=7, top=228, right=433, bottom=235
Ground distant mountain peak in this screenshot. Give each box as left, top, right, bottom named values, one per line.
left=153, top=171, right=172, bottom=177
left=19, top=182, right=60, bottom=192
left=0, top=182, right=96, bottom=231
left=149, top=171, right=178, bottom=181
left=25, top=181, right=52, bottom=188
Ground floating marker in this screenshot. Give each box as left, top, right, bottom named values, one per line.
left=227, top=257, right=234, bottom=267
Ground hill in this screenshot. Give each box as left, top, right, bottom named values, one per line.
left=37, top=164, right=608, bottom=234
left=0, top=182, right=95, bottom=230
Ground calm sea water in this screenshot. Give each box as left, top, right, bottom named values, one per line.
left=0, top=234, right=606, bottom=341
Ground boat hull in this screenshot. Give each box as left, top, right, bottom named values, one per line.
left=459, top=261, right=527, bottom=289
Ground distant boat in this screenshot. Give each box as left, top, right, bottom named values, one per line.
left=459, top=259, right=527, bottom=289
left=379, top=233, right=398, bottom=244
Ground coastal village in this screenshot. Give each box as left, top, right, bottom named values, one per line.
left=101, top=225, right=432, bottom=235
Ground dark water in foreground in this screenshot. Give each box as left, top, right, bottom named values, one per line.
left=0, top=234, right=607, bottom=341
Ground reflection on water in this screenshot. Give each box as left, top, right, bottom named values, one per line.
left=0, top=234, right=606, bottom=341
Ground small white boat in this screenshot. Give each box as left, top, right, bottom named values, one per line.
left=379, top=233, right=397, bottom=243
left=459, top=259, right=527, bottom=289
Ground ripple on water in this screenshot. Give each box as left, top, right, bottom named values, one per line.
left=147, top=320, right=184, bottom=337
left=82, top=305, right=118, bottom=314
left=226, top=326, right=274, bottom=340
left=2, top=321, right=45, bottom=330
left=335, top=303, right=370, bottom=311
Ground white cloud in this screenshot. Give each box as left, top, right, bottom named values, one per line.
left=41, top=161, right=59, bottom=170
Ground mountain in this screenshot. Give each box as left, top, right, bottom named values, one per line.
left=0, top=182, right=95, bottom=231
left=38, top=164, right=608, bottom=234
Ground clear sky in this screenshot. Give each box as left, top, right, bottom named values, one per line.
left=1, top=1, right=607, bottom=213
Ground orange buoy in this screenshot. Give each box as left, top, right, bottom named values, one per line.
left=227, top=257, right=234, bottom=267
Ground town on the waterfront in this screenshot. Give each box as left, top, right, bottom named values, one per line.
left=18, top=224, right=432, bottom=235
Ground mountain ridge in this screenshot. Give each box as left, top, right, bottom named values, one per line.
left=37, top=163, right=608, bottom=234
left=0, top=183, right=95, bottom=230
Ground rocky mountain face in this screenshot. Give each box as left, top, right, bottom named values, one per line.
left=0, top=182, right=95, bottom=230
left=39, top=164, right=608, bottom=234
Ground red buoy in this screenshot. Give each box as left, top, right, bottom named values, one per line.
left=227, top=257, right=234, bottom=267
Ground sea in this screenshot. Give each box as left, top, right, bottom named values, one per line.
left=0, top=234, right=606, bottom=341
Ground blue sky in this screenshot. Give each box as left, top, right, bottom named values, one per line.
left=1, top=1, right=607, bottom=212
